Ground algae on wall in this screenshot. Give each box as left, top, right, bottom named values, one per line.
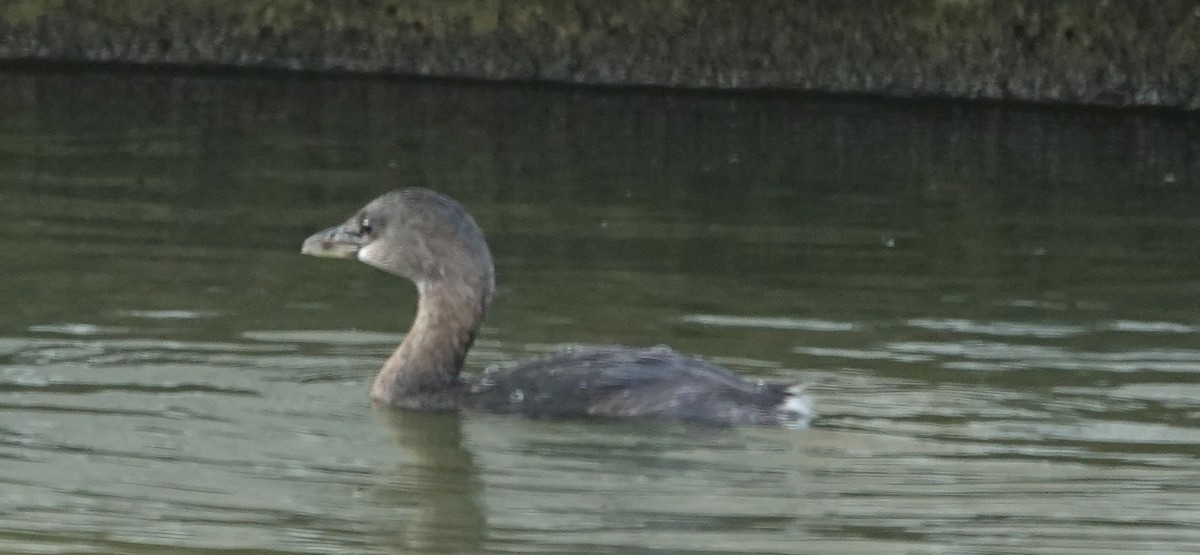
left=0, top=0, right=1198, bottom=110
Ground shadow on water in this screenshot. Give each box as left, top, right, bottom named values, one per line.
left=0, top=67, right=1199, bottom=553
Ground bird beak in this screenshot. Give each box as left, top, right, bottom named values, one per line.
left=301, top=225, right=365, bottom=259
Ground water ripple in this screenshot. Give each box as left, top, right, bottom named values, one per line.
left=682, top=314, right=862, bottom=332
left=906, top=318, right=1087, bottom=338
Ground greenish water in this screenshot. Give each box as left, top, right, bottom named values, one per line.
left=2, top=68, right=1200, bottom=554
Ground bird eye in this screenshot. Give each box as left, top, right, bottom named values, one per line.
left=359, top=217, right=374, bottom=235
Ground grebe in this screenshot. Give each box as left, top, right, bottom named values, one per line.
left=301, top=189, right=811, bottom=427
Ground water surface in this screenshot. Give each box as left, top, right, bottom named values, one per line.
left=2, top=68, right=1200, bottom=554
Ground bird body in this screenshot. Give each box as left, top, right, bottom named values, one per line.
left=302, top=188, right=811, bottom=427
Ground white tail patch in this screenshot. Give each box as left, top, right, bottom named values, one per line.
left=779, top=384, right=814, bottom=428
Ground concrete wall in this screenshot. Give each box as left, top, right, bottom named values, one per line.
left=1, top=0, right=1198, bottom=110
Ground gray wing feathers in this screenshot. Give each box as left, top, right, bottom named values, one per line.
left=468, top=346, right=802, bottom=426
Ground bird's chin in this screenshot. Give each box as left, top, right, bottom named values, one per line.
left=301, top=225, right=363, bottom=260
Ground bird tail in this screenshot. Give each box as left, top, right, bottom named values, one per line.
left=777, top=384, right=814, bottom=428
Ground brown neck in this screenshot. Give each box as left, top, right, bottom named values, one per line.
left=371, top=277, right=491, bottom=407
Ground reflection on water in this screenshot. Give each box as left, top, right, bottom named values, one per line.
left=373, top=411, right=486, bottom=553
left=1, top=68, right=1200, bottom=553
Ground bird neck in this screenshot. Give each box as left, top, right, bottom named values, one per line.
left=371, top=276, right=491, bottom=407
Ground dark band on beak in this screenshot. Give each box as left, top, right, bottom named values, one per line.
left=301, top=225, right=365, bottom=259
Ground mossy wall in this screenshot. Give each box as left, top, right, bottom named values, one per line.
left=1, top=0, right=1198, bottom=109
